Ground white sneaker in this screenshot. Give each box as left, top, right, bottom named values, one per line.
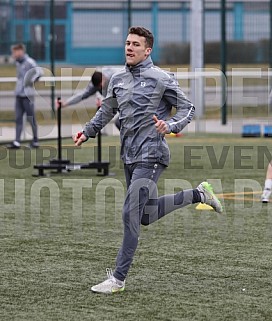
left=91, top=269, right=125, bottom=294
left=197, top=181, right=223, bottom=213
left=261, top=188, right=271, bottom=203
left=6, top=141, right=21, bottom=149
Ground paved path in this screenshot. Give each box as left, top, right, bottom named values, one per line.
left=1, top=117, right=271, bottom=144
left=0, top=86, right=270, bottom=111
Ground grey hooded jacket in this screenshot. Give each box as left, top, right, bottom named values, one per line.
left=15, top=54, right=43, bottom=98
left=83, top=56, right=195, bottom=166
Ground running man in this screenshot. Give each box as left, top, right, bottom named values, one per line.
left=73, top=26, right=223, bottom=294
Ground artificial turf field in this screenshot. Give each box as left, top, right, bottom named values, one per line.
left=0, top=133, right=272, bottom=321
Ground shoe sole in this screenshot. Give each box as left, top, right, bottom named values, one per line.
left=90, top=286, right=125, bottom=294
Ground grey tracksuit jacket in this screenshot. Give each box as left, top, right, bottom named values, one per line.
left=65, top=68, right=117, bottom=107
left=15, top=54, right=43, bottom=98
left=83, top=56, right=195, bottom=166
left=65, top=81, right=100, bottom=107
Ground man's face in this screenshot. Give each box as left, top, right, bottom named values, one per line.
left=12, top=49, right=25, bottom=61
left=125, top=33, right=152, bottom=66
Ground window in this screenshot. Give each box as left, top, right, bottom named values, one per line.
left=29, top=4, right=46, bottom=19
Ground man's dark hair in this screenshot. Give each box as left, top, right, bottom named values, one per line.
left=11, top=43, right=26, bottom=52
left=91, top=71, right=102, bottom=87
left=128, top=26, right=154, bottom=48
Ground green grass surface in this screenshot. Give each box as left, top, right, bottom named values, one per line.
left=1, top=104, right=271, bottom=126
left=1, top=134, right=272, bottom=321
left=0, top=108, right=98, bottom=126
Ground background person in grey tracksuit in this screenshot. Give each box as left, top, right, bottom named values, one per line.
left=60, top=70, right=106, bottom=108
left=73, top=27, right=222, bottom=293
left=7, top=43, right=43, bottom=149
left=60, top=69, right=121, bottom=131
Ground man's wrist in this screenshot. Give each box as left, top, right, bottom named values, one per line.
left=166, top=123, right=172, bottom=134
left=82, top=130, right=90, bottom=140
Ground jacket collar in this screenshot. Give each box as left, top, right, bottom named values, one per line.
left=16, top=54, right=27, bottom=64
left=125, top=56, right=153, bottom=74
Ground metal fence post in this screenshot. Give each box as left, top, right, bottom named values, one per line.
left=221, top=0, right=227, bottom=125
left=50, top=0, right=56, bottom=118
left=190, top=0, right=204, bottom=132
left=128, top=0, right=132, bottom=28
left=270, top=0, right=272, bottom=68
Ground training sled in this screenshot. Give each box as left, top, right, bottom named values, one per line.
left=33, top=98, right=110, bottom=177
left=33, top=159, right=110, bottom=177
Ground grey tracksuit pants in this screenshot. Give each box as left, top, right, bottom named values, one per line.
left=113, top=162, right=200, bottom=281
left=15, top=96, right=38, bottom=143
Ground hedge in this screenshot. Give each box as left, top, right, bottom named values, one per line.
left=160, top=40, right=270, bottom=64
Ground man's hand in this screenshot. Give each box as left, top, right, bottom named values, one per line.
left=56, top=99, right=66, bottom=109
left=73, top=131, right=87, bottom=146
left=96, top=97, right=102, bottom=108
left=153, top=115, right=170, bottom=134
